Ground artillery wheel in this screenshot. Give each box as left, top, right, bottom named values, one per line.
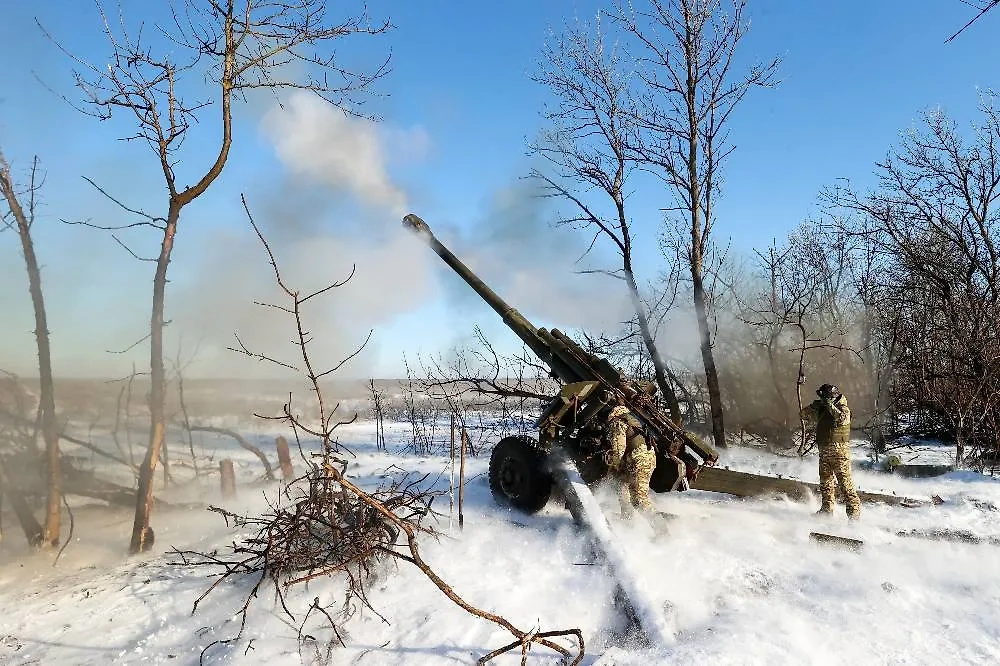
left=489, top=436, right=552, bottom=514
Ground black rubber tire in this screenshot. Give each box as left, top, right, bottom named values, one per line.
left=488, top=436, right=553, bottom=514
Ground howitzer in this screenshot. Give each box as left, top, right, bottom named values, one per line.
left=403, top=213, right=718, bottom=513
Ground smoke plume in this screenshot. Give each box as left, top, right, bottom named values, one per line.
left=170, top=92, right=436, bottom=379
left=435, top=180, right=635, bottom=337
left=261, top=93, right=429, bottom=218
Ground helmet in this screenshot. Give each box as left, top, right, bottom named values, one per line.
left=817, top=384, right=841, bottom=400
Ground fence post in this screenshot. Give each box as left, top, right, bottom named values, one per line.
left=276, top=436, right=295, bottom=481
left=459, top=426, right=468, bottom=530
left=220, top=459, right=236, bottom=499
left=449, top=413, right=456, bottom=530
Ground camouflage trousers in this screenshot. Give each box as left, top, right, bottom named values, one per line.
left=607, top=406, right=656, bottom=514
left=818, top=442, right=861, bottom=518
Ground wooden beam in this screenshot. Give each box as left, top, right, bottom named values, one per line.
left=691, top=466, right=926, bottom=507
left=810, top=532, right=864, bottom=551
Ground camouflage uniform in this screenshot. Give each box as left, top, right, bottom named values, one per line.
left=606, top=405, right=656, bottom=514
left=801, top=390, right=861, bottom=518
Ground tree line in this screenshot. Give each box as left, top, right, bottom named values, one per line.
left=2, top=0, right=998, bottom=560
left=527, top=0, right=1000, bottom=472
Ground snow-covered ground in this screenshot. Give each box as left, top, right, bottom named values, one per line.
left=3, top=417, right=1000, bottom=665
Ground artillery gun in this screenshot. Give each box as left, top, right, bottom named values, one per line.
left=403, top=213, right=718, bottom=514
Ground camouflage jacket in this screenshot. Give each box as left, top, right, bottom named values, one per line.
left=800, top=394, right=851, bottom=446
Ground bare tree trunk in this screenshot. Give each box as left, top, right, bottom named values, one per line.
left=685, top=38, right=726, bottom=449
left=531, top=17, right=690, bottom=416
left=275, top=436, right=294, bottom=481
left=625, top=271, right=682, bottom=423
left=794, top=322, right=809, bottom=456
left=615, top=0, right=777, bottom=448
left=130, top=207, right=178, bottom=553
left=956, top=416, right=966, bottom=467
left=692, top=268, right=725, bottom=447
left=765, top=255, right=791, bottom=435
left=766, top=341, right=790, bottom=432
left=0, top=154, right=60, bottom=547
left=219, top=459, right=236, bottom=499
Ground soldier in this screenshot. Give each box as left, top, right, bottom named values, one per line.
left=801, top=383, right=861, bottom=519
left=604, top=384, right=659, bottom=516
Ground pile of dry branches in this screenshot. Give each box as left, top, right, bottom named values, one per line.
left=171, top=462, right=438, bottom=660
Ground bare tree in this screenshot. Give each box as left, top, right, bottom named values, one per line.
left=829, top=99, right=1000, bottom=467
left=613, top=0, right=779, bottom=449
left=417, top=327, right=558, bottom=452
left=531, top=14, right=684, bottom=422
left=947, top=0, right=1000, bottom=42
left=720, top=220, right=864, bottom=455
left=45, top=0, right=390, bottom=553
left=772, top=225, right=858, bottom=455
left=732, top=243, right=797, bottom=446
left=842, top=225, right=900, bottom=454
left=0, top=151, right=61, bottom=548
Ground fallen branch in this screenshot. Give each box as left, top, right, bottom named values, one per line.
left=809, top=531, right=864, bottom=551
left=171, top=466, right=438, bottom=664
left=0, top=407, right=136, bottom=470
left=896, top=527, right=1000, bottom=547
left=185, top=425, right=275, bottom=480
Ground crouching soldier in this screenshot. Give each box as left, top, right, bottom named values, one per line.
left=801, top=383, right=861, bottom=519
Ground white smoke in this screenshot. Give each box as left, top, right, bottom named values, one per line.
left=438, top=180, right=635, bottom=335
left=169, top=92, right=436, bottom=379
left=261, top=92, right=428, bottom=217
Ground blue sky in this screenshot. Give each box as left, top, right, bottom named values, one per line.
left=1, top=0, right=998, bottom=380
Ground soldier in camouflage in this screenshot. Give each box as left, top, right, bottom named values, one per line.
left=605, top=388, right=658, bottom=516
left=801, top=383, right=861, bottom=519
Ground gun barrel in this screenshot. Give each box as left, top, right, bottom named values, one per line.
left=403, top=214, right=573, bottom=379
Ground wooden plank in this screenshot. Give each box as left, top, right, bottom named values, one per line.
left=220, top=459, right=236, bottom=499
left=810, top=532, right=864, bottom=551
left=691, top=466, right=926, bottom=507
left=276, top=435, right=295, bottom=481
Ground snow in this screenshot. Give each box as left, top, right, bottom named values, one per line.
left=4, top=414, right=1000, bottom=665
